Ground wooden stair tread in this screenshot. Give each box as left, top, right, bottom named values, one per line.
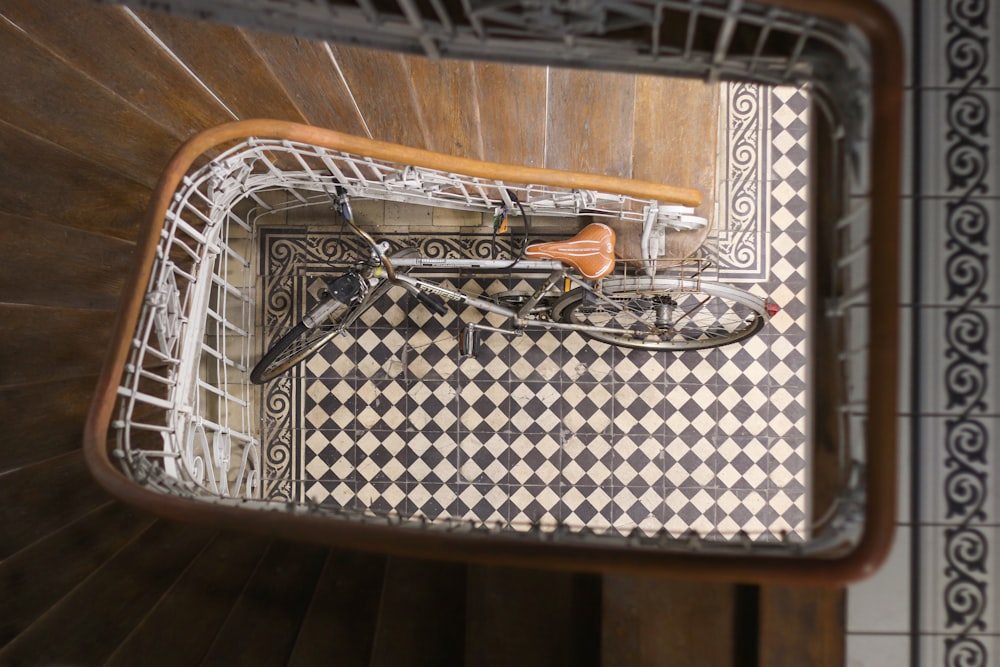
left=1, top=0, right=232, bottom=139
left=475, top=61, right=547, bottom=167
left=0, top=519, right=217, bottom=666
left=104, top=531, right=272, bottom=667
left=0, top=119, right=149, bottom=241
left=545, top=68, right=637, bottom=178
left=198, top=539, right=330, bottom=666
left=369, top=557, right=466, bottom=667
left=0, top=305, right=113, bottom=389
left=602, top=576, right=738, bottom=667
left=0, top=16, right=177, bottom=188
left=0, top=377, right=101, bottom=474
left=0, top=501, right=153, bottom=648
left=0, top=451, right=110, bottom=560
left=758, top=585, right=845, bottom=667
left=465, top=564, right=600, bottom=667
left=133, top=9, right=309, bottom=124
left=0, top=212, right=133, bottom=311
left=286, top=549, right=387, bottom=667
left=328, top=46, right=430, bottom=148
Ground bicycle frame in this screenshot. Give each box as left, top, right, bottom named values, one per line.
left=331, top=216, right=723, bottom=346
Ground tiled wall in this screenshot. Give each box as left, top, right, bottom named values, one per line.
left=846, top=1, right=997, bottom=665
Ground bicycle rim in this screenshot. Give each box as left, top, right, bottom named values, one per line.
left=552, top=276, right=770, bottom=351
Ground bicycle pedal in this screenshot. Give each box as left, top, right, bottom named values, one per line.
left=458, top=324, right=481, bottom=359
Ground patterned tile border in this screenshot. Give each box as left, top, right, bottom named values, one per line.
left=936, top=0, right=993, bottom=664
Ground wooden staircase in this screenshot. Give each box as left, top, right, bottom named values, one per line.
left=0, top=0, right=843, bottom=664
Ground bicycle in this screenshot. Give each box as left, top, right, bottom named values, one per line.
left=250, top=193, right=778, bottom=384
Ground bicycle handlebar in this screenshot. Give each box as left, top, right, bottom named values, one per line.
left=347, top=216, right=398, bottom=282
left=337, top=193, right=398, bottom=282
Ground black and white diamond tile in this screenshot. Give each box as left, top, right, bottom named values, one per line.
left=257, top=85, right=810, bottom=542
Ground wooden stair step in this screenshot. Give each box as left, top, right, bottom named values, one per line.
left=0, top=16, right=176, bottom=188
left=475, top=61, right=547, bottom=167
left=0, top=212, right=133, bottom=311
left=104, top=531, right=273, bottom=667
left=0, top=519, right=217, bottom=666
left=0, top=305, right=113, bottom=388
left=0, top=0, right=232, bottom=139
left=240, top=30, right=368, bottom=136
left=0, top=378, right=102, bottom=474
left=545, top=68, right=636, bottom=177
left=0, top=119, right=149, bottom=241
left=132, top=9, right=308, bottom=124
left=198, top=539, right=330, bottom=666
left=602, top=576, right=741, bottom=667
left=0, top=501, right=154, bottom=648
left=0, top=451, right=110, bottom=560
left=328, top=46, right=429, bottom=148
left=758, top=585, right=845, bottom=667
left=286, top=549, right=387, bottom=667
left=369, top=557, right=466, bottom=667
left=465, top=564, right=601, bottom=667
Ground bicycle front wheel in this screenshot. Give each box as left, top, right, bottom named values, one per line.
left=552, top=276, right=772, bottom=351
left=250, top=317, right=344, bottom=384
left=251, top=272, right=369, bottom=383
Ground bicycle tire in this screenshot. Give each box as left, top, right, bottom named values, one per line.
left=249, top=317, right=343, bottom=384
left=551, top=276, right=771, bottom=351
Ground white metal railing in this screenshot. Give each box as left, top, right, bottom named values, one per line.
left=114, top=162, right=260, bottom=501
left=110, top=125, right=707, bottom=510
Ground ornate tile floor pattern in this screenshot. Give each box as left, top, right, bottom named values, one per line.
left=258, top=84, right=809, bottom=542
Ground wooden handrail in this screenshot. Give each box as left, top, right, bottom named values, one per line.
left=83, top=0, right=901, bottom=585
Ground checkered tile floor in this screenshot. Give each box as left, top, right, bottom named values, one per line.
left=257, top=84, right=809, bottom=542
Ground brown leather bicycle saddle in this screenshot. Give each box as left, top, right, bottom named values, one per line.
left=524, top=222, right=617, bottom=280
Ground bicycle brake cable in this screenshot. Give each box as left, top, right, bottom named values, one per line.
left=497, top=189, right=529, bottom=270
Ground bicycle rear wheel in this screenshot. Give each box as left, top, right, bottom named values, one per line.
left=552, top=276, right=772, bottom=351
